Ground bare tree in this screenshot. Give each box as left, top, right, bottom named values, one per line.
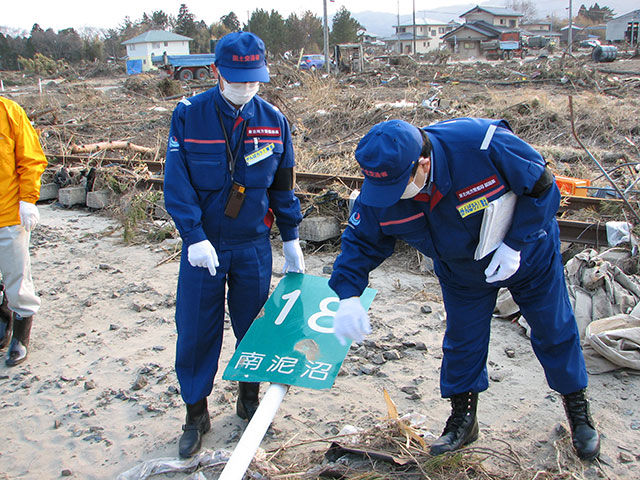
left=505, top=0, right=538, bottom=23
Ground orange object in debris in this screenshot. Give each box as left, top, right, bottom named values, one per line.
left=555, top=175, right=591, bottom=197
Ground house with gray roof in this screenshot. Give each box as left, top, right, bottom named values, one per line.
left=439, top=6, right=525, bottom=59
left=122, top=30, right=192, bottom=72
left=441, top=20, right=505, bottom=59
left=459, top=6, right=523, bottom=29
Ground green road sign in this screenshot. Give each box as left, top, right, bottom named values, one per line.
left=223, top=273, right=376, bottom=390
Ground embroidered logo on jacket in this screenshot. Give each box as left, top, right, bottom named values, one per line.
left=457, top=196, right=489, bottom=218
left=349, top=211, right=361, bottom=226
left=247, top=127, right=281, bottom=137
left=169, top=136, right=180, bottom=150
left=456, top=175, right=499, bottom=201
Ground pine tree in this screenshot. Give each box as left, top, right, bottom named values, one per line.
left=330, top=7, right=362, bottom=46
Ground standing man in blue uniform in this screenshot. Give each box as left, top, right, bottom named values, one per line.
left=329, top=119, right=600, bottom=460
left=164, top=32, right=304, bottom=458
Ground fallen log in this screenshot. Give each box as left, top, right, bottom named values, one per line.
left=71, top=141, right=155, bottom=154
left=594, top=68, right=640, bottom=76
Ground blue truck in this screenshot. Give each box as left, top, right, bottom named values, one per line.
left=152, top=53, right=217, bottom=81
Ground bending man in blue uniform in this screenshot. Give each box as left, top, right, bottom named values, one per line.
left=329, top=119, right=600, bottom=460
left=164, top=32, right=304, bottom=458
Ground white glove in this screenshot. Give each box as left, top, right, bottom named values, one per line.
left=333, top=297, right=371, bottom=346
left=19, top=201, right=40, bottom=232
left=485, top=242, right=521, bottom=283
left=187, top=240, right=219, bottom=276
left=282, top=239, right=305, bottom=273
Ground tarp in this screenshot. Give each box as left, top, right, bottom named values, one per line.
left=493, top=247, right=640, bottom=374
left=583, top=314, right=640, bottom=374
left=126, top=60, right=143, bottom=75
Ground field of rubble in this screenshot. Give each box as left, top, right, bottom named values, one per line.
left=4, top=48, right=640, bottom=229
left=1, top=48, right=640, bottom=480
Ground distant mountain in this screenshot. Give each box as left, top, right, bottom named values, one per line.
left=352, top=1, right=638, bottom=38
left=352, top=8, right=473, bottom=38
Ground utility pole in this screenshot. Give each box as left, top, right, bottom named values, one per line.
left=397, top=0, right=400, bottom=53
left=412, top=0, right=416, bottom=55
left=568, top=0, right=573, bottom=53
left=323, top=0, right=330, bottom=74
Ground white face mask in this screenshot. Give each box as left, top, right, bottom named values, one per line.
left=220, top=77, right=260, bottom=106
left=400, top=170, right=427, bottom=199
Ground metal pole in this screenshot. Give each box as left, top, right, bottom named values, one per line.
left=568, top=0, right=573, bottom=53
left=397, top=0, right=400, bottom=53
left=412, top=0, right=416, bottom=55
left=218, top=383, right=289, bottom=480
left=323, top=0, right=330, bottom=74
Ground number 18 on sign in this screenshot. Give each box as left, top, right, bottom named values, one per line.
left=223, top=273, right=376, bottom=390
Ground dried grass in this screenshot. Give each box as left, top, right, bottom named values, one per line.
left=15, top=55, right=640, bottom=245
left=256, top=416, right=603, bottom=480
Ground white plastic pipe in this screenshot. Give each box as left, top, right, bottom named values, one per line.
left=218, top=383, right=289, bottom=480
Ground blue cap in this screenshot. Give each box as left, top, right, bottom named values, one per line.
left=355, top=120, right=423, bottom=208
left=214, top=32, right=270, bottom=83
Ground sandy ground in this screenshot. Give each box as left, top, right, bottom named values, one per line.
left=1, top=203, right=639, bottom=480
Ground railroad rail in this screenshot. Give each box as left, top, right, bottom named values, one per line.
left=44, top=155, right=629, bottom=246
left=45, top=153, right=164, bottom=173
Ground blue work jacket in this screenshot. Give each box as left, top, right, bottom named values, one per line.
left=164, top=87, right=302, bottom=249
left=330, top=118, right=561, bottom=298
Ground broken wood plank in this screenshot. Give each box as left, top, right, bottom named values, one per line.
left=71, top=141, right=155, bottom=154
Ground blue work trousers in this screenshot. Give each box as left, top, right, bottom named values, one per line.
left=438, top=242, right=588, bottom=398
left=175, top=238, right=272, bottom=404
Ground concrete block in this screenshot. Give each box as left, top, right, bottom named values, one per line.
left=86, top=190, right=113, bottom=209
left=299, top=216, right=341, bottom=242
left=58, top=186, right=86, bottom=206
left=38, top=183, right=59, bottom=201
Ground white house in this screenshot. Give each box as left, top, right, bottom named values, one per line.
left=383, top=18, right=457, bottom=54
left=606, top=10, right=640, bottom=45
left=122, top=30, right=192, bottom=72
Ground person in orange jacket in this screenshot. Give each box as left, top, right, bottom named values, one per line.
left=0, top=96, right=47, bottom=366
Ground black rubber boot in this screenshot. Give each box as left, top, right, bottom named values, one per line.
left=562, top=389, right=600, bottom=460
left=236, top=382, right=260, bottom=421
left=178, top=398, right=211, bottom=458
left=430, top=392, right=479, bottom=456
left=0, top=285, right=13, bottom=349
left=5, top=314, right=32, bottom=367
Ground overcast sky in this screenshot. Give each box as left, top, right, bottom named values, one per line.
left=4, top=0, right=478, bottom=33
left=3, top=0, right=637, bottom=34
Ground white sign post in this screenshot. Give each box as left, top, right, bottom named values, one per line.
left=217, top=383, right=288, bottom=480
left=218, top=273, right=376, bottom=479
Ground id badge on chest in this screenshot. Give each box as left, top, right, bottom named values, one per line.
left=245, top=141, right=275, bottom=166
